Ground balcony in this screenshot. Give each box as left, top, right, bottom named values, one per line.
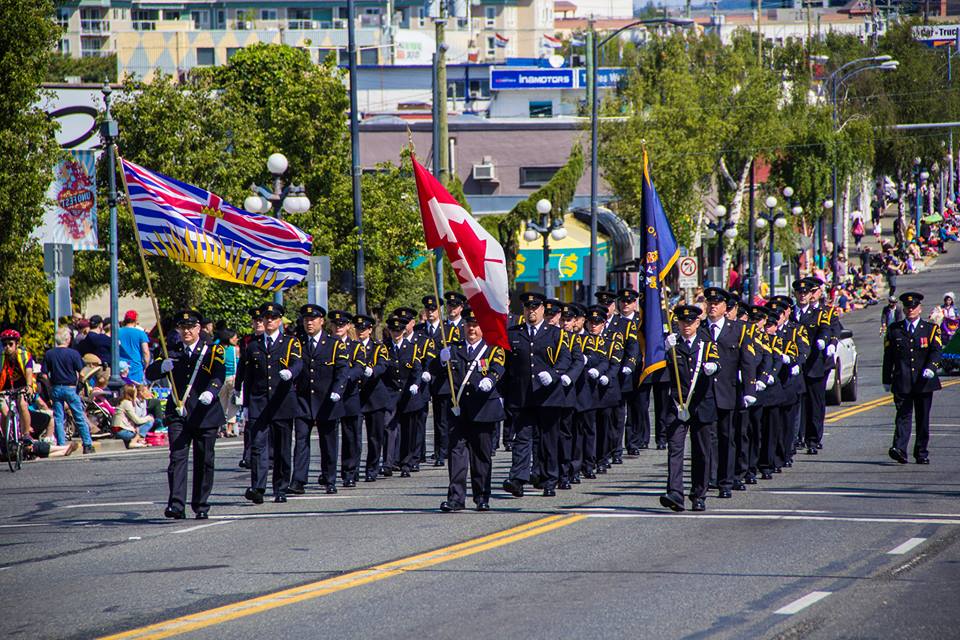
left=81, top=19, right=110, bottom=34
left=287, top=19, right=314, bottom=29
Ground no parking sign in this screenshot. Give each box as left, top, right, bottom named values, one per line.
left=678, top=256, right=699, bottom=289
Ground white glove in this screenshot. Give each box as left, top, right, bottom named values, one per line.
left=599, top=375, right=609, bottom=386
left=883, top=383, right=891, bottom=393
left=766, top=375, right=775, bottom=385
left=790, top=365, right=800, bottom=376
left=582, top=354, right=588, bottom=365
left=560, top=374, right=572, bottom=387
left=826, top=344, right=836, bottom=357
left=160, top=359, right=174, bottom=373
left=478, top=377, right=494, bottom=392
left=421, top=372, right=432, bottom=383
left=279, top=369, right=292, bottom=381
left=781, top=354, right=791, bottom=364
left=703, top=362, right=718, bottom=376
left=622, top=366, right=632, bottom=375
left=922, top=368, right=935, bottom=379
left=408, top=384, right=418, bottom=395
left=665, top=333, right=678, bottom=348
left=743, top=395, right=757, bottom=407
left=537, top=371, right=553, bottom=386
left=363, top=366, right=373, bottom=378
left=439, top=347, right=451, bottom=363
left=756, top=380, right=767, bottom=391
left=329, top=392, right=341, bottom=402
left=738, top=370, right=742, bottom=383
left=587, top=368, right=600, bottom=379
left=198, top=391, right=214, bottom=405
left=816, top=339, right=826, bottom=350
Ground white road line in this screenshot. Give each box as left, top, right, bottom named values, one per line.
left=210, top=509, right=415, bottom=520
left=62, top=501, right=157, bottom=509
left=765, top=491, right=871, bottom=496
left=774, top=591, right=832, bottom=615
left=0, top=523, right=49, bottom=530
left=171, top=521, right=231, bottom=534
left=128, top=536, right=142, bottom=541
left=286, top=495, right=372, bottom=500
left=582, top=513, right=960, bottom=524
left=887, top=537, right=927, bottom=555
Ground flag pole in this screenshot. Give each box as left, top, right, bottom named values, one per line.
left=113, top=148, right=183, bottom=412
left=427, top=251, right=459, bottom=413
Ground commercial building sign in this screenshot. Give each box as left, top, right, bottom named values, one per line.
left=490, top=68, right=575, bottom=90
left=576, top=67, right=628, bottom=88
left=912, top=25, right=960, bottom=48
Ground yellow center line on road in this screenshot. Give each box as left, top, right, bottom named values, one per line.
left=97, top=514, right=585, bottom=640
left=826, top=379, right=960, bottom=424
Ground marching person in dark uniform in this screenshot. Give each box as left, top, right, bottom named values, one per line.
left=236, top=302, right=303, bottom=504
left=794, top=278, right=834, bottom=455
left=356, top=315, right=390, bottom=482
left=659, top=304, right=720, bottom=513
left=592, top=305, right=624, bottom=473
left=146, top=310, right=226, bottom=520
left=439, top=308, right=506, bottom=512
left=698, top=287, right=757, bottom=498
left=757, top=306, right=787, bottom=480
left=415, top=295, right=444, bottom=464
left=615, top=288, right=643, bottom=455
left=428, top=292, right=466, bottom=465
left=769, top=295, right=809, bottom=468
left=738, top=305, right=770, bottom=486
left=393, top=307, right=432, bottom=471
left=329, top=310, right=365, bottom=487
left=291, top=305, right=349, bottom=495
left=560, top=303, right=590, bottom=484
left=239, top=306, right=264, bottom=470
left=502, top=291, right=572, bottom=498
left=552, top=300, right=584, bottom=490
left=594, top=289, right=626, bottom=469
left=883, top=292, right=943, bottom=464
left=582, top=305, right=619, bottom=477
left=383, top=315, right=423, bottom=477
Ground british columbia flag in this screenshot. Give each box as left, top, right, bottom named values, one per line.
left=121, top=158, right=312, bottom=292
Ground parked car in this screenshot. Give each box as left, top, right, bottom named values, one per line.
left=826, top=328, right=858, bottom=405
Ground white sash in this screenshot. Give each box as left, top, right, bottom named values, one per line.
left=177, top=344, right=208, bottom=417
left=452, top=344, right=488, bottom=416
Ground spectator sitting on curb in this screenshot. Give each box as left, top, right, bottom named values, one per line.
left=112, top=384, right=153, bottom=448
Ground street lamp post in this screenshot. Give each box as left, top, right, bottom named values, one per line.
left=347, top=0, right=367, bottom=315
left=781, top=186, right=803, bottom=281
left=704, top=204, right=738, bottom=285
left=101, top=83, right=122, bottom=388
left=755, top=194, right=792, bottom=295
left=819, top=198, right=833, bottom=274
left=244, top=152, right=311, bottom=305
left=524, top=198, right=567, bottom=299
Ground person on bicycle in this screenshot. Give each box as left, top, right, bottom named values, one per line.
left=0, top=329, right=34, bottom=440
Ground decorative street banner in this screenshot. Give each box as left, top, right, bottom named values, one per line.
left=35, top=150, right=99, bottom=250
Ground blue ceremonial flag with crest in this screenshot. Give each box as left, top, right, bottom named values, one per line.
left=638, top=149, right=680, bottom=383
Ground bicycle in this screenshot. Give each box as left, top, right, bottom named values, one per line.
left=1, top=389, right=29, bottom=472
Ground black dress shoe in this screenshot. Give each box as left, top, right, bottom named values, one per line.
left=400, top=470, right=411, bottom=478
left=915, top=457, right=930, bottom=465
left=344, top=479, right=356, bottom=488
left=326, top=485, right=338, bottom=494
left=558, top=481, right=572, bottom=490
left=888, top=447, right=908, bottom=464
left=476, top=502, right=490, bottom=512
left=691, top=498, right=706, bottom=512
left=761, top=472, right=773, bottom=480
left=164, top=507, right=186, bottom=520
left=718, top=490, right=732, bottom=499
left=434, top=459, right=444, bottom=467
left=659, top=494, right=685, bottom=512
left=708, top=482, right=719, bottom=490
left=287, top=482, right=306, bottom=495
left=627, top=448, right=641, bottom=456
left=773, top=467, right=782, bottom=474
left=612, top=457, right=623, bottom=465
left=584, top=471, right=597, bottom=479
left=807, top=447, right=818, bottom=455
left=542, top=488, right=556, bottom=497
left=317, top=477, right=328, bottom=486
left=440, top=501, right=464, bottom=512
left=597, top=466, right=607, bottom=474
left=656, top=443, right=667, bottom=450
left=733, top=480, right=746, bottom=491
left=639, top=443, right=649, bottom=450
left=195, top=512, right=208, bottom=520
left=244, top=488, right=264, bottom=504
left=274, top=493, right=287, bottom=503
left=571, top=476, right=581, bottom=484
left=745, top=476, right=758, bottom=485
left=411, top=464, right=420, bottom=472
left=816, top=442, right=823, bottom=449
left=364, top=476, right=377, bottom=483
left=239, top=459, right=250, bottom=469
left=502, top=479, right=524, bottom=498
left=504, top=444, right=512, bottom=452
left=380, top=469, right=393, bottom=477
left=784, top=461, right=793, bottom=468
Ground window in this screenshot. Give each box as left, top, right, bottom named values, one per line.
left=196, top=47, right=215, bottom=66
left=520, top=166, right=560, bottom=187
left=56, top=7, right=71, bottom=29
left=58, top=38, right=71, bottom=54
left=469, top=78, right=490, bottom=99
left=288, top=8, right=311, bottom=29
left=80, top=8, right=108, bottom=33
left=317, top=48, right=337, bottom=63
left=191, top=10, right=210, bottom=29
left=80, top=38, right=105, bottom=58
left=132, top=9, right=158, bottom=30
left=215, top=9, right=225, bottom=28
left=484, top=6, right=496, bottom=27
left=259, top=9, right=278, bottom=21
left=528, top=100, right=553, bottom=118
left=486, top=36, right=495, bottom=57
left=415, top=7, right=425, bottom=27
left=338, top=49, right=350, bottom=66
left=226, top=47, right=241, bottom=60
left=360, top=47, right=377, bottom=64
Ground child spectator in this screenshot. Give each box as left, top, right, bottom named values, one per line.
left=112, top=384, right=152, bottom=448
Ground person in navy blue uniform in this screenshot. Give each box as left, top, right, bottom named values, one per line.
left=356, top=314, right=391, bottom=481
left=502, top=291, right=572, bottom=498
left=329, top=310, right=365, bottom=487
left=590, top=304, right=624, bottom=474
left=756, top=306, right=786, bottom=480
left=415, top=295, right=444, bottom=463
left=560, top=303, right=590, bottom=484
left=581, top=305, right=618, bottom=478
left=768, top=296, right=810, bottom=469
left=439, top=308, right=506, bottom=512
left=616, top=289, right=644, bottom=455
left=796, top=276, right=837, bottom=454
left=697, top=287, right=758, bottom=498
left=883, top=292, right=944, bottom=464
left=659, top=304, right=720, bottom=513
left=236, top=302, right=303, bottom=504
left=382, top=315, right=423, bottom=477
left=239, top=306, right=264, bottom=470
left=291, top=305, right=349, bottom=495
left=145, top=310, right=226, bottom=520
left=391, top=307, right=432, bottom=472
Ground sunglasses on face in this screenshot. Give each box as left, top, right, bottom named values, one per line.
left=523, top=301, right=543, bottom=309
left=2, top=340, right=15, bottom=346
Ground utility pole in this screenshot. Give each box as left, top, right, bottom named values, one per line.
left=747, top=158, right=756, bottom=300
left=587, top=23, right=598, bottom=303
left=436, top=1, right=449, bottom=184
left=757, top=0, right=763, bottom=66
left=348, top=0, right=366, bottom=315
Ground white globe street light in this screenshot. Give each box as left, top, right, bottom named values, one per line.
left=550, top=226, right=568, bottom=241
left=523, top=227, right=539, bottom=242
left=723, top=227, right=738, bottom=239
left=823, top=199, right=834, bottom=210
left=765, top=195, right=777, bottom=209
left=267, top=153, right=289, bottom=175
left=715, top=204, right=727, bottom=218
left=782, top=186, right=794, bottom=198
left=755, top=216, right=768, bottom=229
left=536, top=198, right=552, bottom=215
left=774, top=216, right=788, bottom=229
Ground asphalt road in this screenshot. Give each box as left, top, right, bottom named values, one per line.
left=2, top=250, right=959, bottom=640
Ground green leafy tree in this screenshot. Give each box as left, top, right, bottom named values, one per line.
left=0, top=0, right=61, bottom=351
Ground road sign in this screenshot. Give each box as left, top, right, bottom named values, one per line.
left=306, top=256, right=330, bottom=309
left=678, top=256, right=699, bottom=289
left=43, top=242, right=74, bottom=279
left=49, top=276, right=71, bottom=324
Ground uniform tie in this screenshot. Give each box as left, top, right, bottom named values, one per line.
left=265, top=336, right=273, bottom=351
left=908, top=322, right=915, bottom=336
left=711, top=323, right=720, bottom=342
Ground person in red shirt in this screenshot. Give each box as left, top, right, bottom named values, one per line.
left=0, top=330, right=35, bottom=439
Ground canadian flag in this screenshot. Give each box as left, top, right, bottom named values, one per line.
left=413, top=158, right=510, bottom=350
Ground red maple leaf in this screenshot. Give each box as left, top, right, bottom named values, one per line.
left=447, top=217, right=502, bottom=281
